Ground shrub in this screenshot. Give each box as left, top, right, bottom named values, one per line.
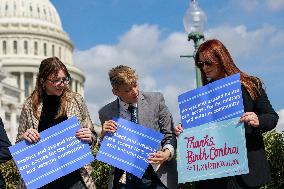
left=0, top=160, right=20, bottom=189
left=262, top=130, right=284, bottom=189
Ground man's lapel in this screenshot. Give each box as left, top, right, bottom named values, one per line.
left=137, top=92, right=149, bottom=127
left=110, top=98, right=120, bottom=120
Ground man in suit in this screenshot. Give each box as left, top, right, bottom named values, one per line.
left=0, top=117, right=12, bottom=189
left=99, top=65, right=178, bottom=189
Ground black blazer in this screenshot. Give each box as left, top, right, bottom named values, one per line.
left=195, top=85, right=279, bottom=189
left=0, top=118, right=12, bottom=188
left=238, top=85, right=279, bottom=187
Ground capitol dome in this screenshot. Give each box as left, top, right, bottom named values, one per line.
left=0, top=0, right=63, bottom=29
left=0, top=0, right=85, bottom=99
left=0, top=0, right=85, bottom=143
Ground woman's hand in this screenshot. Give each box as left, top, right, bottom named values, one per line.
left=148, top=149, right=171, bottom=165
left=174, top=124, right=183, bottom=136
left=22, top=128, right=40, bottom=143
left=240, top=112, right=259, bottom=128
left=76, top=128, right=93, bottom=144
left=101, top=120, right=117, bottom=137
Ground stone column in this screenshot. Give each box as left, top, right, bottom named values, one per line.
left=76, top=82, right=81, bottom=95
left=20, top=72, right=25, bottom=103
left=81, top=84, right=84, bottom=97
left=0, top=93, right=3, bottom=118
left=32, top=72, right=37, bottom=90
left=10, top=104, right=17, bottom=144
left=72, top=80, right=76, bottom=92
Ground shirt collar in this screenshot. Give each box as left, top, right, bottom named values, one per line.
left=118, top=98, right=138, bottom=112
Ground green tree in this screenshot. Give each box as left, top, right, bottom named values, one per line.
left=262, top=130, right=284, bottom=189
left=0, top=160, right=20, bottom=189
left=91, top=147, right=111, bottom=188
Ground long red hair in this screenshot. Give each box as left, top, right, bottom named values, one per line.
left=195, top=39, right=262, bottom=100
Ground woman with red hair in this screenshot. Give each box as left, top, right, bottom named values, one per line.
left=175, top=39, right=278, bottom=188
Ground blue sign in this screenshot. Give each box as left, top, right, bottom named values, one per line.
left=9, top=117, right=94, bottom=189
left=178, top=74, right=244, bottom=129
left=177, top=117, right=249, bottom=183
left=96, top=118, right=164, bottom=178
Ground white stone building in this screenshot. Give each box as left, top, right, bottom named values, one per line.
left=0, top=0, right=85, bottom=143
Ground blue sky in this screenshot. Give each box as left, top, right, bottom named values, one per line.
left=51, top=0, right=284, bottom=131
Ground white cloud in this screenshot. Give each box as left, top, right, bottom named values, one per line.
left=205, top=24, right=279, bottom=58
left=118, top=24, right=160, bottom=57
left=159, top=85, right=188, bottom=124
left=74, top=23, right=284, bottom=126
left=267, top=0, right=284, bottom=10
left=233, top=0, right=284, bottom=12
left=74, top=24, right=195, bottom=124
left=233, top=0, right=259, bottom=12
left=204, top=24, right=284, bottom=81
left=269, top=29, right=284, bottom=46
left=140, top=76, right=157, bottom=92
left=276, top=109, right=284, bottom=133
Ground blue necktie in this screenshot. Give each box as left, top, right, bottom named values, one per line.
left=128, top=105, right=138, bottom=123
left=126, top=105, right=164, bottom=188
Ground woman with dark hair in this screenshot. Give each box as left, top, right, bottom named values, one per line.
left=175, top=39, right=279, bottom=188
left=16, top=57, right=97, bottom=189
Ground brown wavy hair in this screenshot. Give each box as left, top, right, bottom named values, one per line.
left=108, top=65, right=138, bottom=89
left=31, top=57, right=72, bottom=119
left=195, top=39, right=262, bottom=100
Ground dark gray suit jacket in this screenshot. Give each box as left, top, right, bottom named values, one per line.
left=99, top=92, right=178, bottom=189
left=0, top=118, right=12, bottom=188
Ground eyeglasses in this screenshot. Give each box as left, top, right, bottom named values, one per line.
left=196, top=60, right=213, bottom=69
left=47, top=77, right=71, bottom=86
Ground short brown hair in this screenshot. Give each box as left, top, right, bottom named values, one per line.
left=108, top=65, right=138, bottom=89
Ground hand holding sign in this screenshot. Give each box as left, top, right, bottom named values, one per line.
left=101, top=120, right=117, bottom=137
left=240, top=112, right=259, bottom=127
left=75, top=127, right=93, bottom=143
left=9, top=117, right=94, bottom=189
left=174, top=124, right=183, bottom=136
left=177, top=118, right=248, bottom=183
left=96, top=118, right=164, bottom=178
left=178, top=74, right=244, bottom=129
left=177, top=74, right=248, bottom=183
left=22, top=128, right=40, bottom=143
left=148, top=149, right=171, bottom=165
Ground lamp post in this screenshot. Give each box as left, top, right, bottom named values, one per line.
left=181, top=0, right=207, bottom=88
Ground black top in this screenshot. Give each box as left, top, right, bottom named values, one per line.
left=38, top=94, right=67, bottom=132
left=195, top=85, right=279, bottom=188
left=38, top=94, right=83, bottom=189
left=238, top=85, right=278, bottom=187
left=0, top=117, right=12, bottom=188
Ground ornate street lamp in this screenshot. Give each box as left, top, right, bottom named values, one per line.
left=181, top=0, right=207, bottom=88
